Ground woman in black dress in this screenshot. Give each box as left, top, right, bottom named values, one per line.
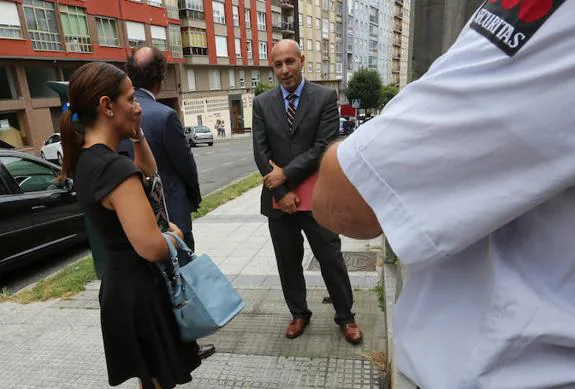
left=59, top=62, right=201, bottom=389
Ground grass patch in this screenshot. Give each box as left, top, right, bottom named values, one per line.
left=358, top=350, right=387, bottom=375
left=192, top=172, right=261, bottom=219
left=373, top=282, right=386, bottom=311
left=3, top=172, right=262, bottom=304
left=9, top=257, right=96, bottom=304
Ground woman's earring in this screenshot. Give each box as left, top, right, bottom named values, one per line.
left=108, top=111, right=114, bottom=118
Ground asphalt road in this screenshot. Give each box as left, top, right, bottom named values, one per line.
left=0, top=137, right=257, bottom=294
left=193, top=137, right=257, bottom=195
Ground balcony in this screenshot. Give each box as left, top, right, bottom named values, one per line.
left=271, top=0, right=281, bottom=6
left=272, top=24, right=282, bottom=34
left=281, top=21, right=295, bottom=34
left=393, top=22, right=402, bottom=33
left=280, top=0, right=295, bottom=10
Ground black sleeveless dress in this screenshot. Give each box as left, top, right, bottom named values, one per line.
left=74, top=144, right=201, bottom=389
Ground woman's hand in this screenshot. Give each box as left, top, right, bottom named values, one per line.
left=168, top=222, right=184, bottom=240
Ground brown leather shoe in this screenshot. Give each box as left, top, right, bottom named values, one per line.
left=286, top=319, right=309, bottom=339
left=341, top=323, right=363, bottom=344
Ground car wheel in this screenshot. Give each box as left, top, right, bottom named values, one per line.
left=208, top=142, right=214, bottom=146
left=41, top=151, right=46, bottom=160
left=57, top=152, right=63, bottom=165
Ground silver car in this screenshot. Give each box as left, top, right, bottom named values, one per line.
left=184, top=126, right=214, bottom=147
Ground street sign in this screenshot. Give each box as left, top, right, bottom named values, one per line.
left=351, top=99, right=360, bottom=109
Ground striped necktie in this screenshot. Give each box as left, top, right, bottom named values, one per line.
left=287, top=93, right=297, bottom=133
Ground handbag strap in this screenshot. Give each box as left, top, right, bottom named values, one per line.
left=159, top=233, right=184, bottom=306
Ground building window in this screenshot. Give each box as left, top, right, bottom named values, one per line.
left=316, top=63, right=321, bottom=74
left=26, top=66, right=58, bottom=98
left=235, top=38, right=241, bottom=59
left=307, top=62, right=313, bottom=73
left=315, top=40, right=321, bottom=52
left=178, top=0, right=204, bottom=21
left=306, top=39, right=312, bottom=51
left=59, top=5, right=92, bottom=53
left=151, top=25, right=167, bottom=51
left=251, top=70, right=260, bottom=87
left=182, top=27, right=208, bottom=55
left=0, top=111, right=28, bottom=148
left=0, top=1, right=22, bottom=39
left=0, top=67, right=17, bottom=100
left=259, top=41, right=267, bottom=60
left=268, top=70, right=273, bottom=84
left=232, top=6, right=239, bottom=27
left=212, top=1, right=225, bottom=24
left=186, top=69, right=196, bottom=91
left=215, top=35, right=228, bottom=57
left=23, top=0, right=62, bottom=51
left=229, top=70, right=235, bottom=89
left=165, top=0, right=179, bottom=19
left=169, top=24, right=183, bottom=58
left=209, top=69, right=221, bottom=90
left=257, top=11, right=266, bottom=31
left=299, top=38, right=303, bottom=49
left=298, top=13, right=303, bottom=27
left=96, top=17, right=119, bottom=47
left=322, top=19, right=329, bottom=37
left=239, top=70, right=245, bottom=88
left=126, top=21, right=146, bottom=48
left=148, top=0, right=162, bottom=7
left=306, top=16, right=311, bottom=28
left=246, top=39, right=252, bottom=59
left=245, top=8, right=251, bottom=29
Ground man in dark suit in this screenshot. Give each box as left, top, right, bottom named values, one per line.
left=252, top=39, right=363, bottom=344
left=122, top=47, right=214, bottom=359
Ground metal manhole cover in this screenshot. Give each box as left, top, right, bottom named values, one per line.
left=307, top=251, right=377, bottom=271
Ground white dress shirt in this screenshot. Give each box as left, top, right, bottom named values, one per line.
left=338, top=2, right=575, bottom=388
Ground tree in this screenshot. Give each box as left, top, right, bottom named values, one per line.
left=344, top=68, right=384, bottom=110
left=254, top=82, right=274, bottom=96
left=380, top=84, right=399, bottom=108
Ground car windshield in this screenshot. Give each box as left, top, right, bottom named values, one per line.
left=195, top=126, right=211, bottom=133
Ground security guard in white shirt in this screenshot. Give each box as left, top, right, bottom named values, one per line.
left=313, top=1, right=575, bottom=388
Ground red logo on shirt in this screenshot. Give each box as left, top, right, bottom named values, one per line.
left=471, top=0, right=565, bottom=56
left=488, top=0, right=553, bottom=23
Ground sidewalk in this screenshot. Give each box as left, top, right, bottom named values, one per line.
left=0, top=186, right=386, bottom=389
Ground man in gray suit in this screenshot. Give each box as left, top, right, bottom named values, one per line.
left=252, top=40, right=363, bottom=344
left=123, top=47, right=214, bottom=359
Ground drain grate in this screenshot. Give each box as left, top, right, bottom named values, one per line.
left=307, top=251, right=377, bottom=272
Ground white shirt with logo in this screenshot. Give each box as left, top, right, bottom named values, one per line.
left=338, top=2, right=575, bottom=388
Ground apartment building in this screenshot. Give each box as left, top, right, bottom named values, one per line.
left=0, top=0, right=184, bottom=153
left=292, top=0, right=344, bottom=93
left=178, top=0, right=281, bottom=136
left=345, top=0, right=411, bottom=89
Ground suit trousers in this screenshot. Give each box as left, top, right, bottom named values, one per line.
left=268, top=212, right=355, bottom=325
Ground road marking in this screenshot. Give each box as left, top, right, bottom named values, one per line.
left=238, top=157, right=249, bottom=161
left=201, top=167, right=215, bottom=173
left=222, top=162, right=233, bottom=167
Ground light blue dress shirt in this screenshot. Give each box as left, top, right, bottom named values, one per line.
left=280, top=78, right=305, bottom=112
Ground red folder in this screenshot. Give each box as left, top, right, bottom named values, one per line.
left=272, top=173, right=318, bottom=212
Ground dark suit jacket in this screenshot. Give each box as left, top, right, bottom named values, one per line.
left=120, top=89, right=201, bottom=233
left=252, top=81, right=339, bottom=219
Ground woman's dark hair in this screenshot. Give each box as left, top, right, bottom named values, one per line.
left=126, top=47, right=166, bottom=91
left=60, top=62, right=127, bottom=178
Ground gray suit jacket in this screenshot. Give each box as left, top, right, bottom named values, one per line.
left=120, top=89, right=201, bottom=233
left=252, top=81, right=339, bottom=219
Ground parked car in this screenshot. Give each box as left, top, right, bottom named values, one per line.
left=339, top=118, right=353, bottom=136
left=0, top=149, right=86, bottom=275
left=40, top=133, right=63, bottom=165
left=184, top=126, right=214, bottom=147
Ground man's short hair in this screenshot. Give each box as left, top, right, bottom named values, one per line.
left=126, top=47, right=166, bottom=91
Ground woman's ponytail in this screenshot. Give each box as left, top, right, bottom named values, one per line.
left=59, top=109, right=83, bottom=179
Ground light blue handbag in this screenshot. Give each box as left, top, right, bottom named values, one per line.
left=159, top=232, right=245, bottom=341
